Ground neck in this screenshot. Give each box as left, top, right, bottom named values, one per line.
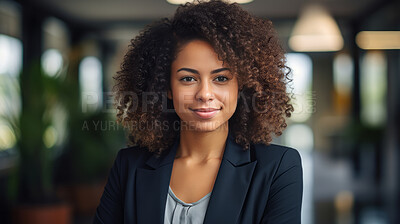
left=176, top=122, right=229, bottom=163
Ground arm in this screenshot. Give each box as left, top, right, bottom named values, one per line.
left=260, top=148, right=303, bottom=224
left=93, top=150, right=124, bottom=224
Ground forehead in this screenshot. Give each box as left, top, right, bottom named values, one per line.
left=172, top=40, right=226, bottom=69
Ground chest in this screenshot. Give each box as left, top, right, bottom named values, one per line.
left=169, top=159, right=222, bottom=203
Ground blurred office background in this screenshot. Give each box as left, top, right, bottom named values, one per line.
left=0, top=0, right=399, bottom=223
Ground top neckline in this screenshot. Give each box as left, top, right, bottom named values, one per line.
left=168, top=186, right=212, bottom=206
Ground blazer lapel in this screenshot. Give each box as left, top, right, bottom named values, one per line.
left=203, top=134, right=257, bottom=224
left=136, top=137, right=179, bottom=224
left=135, top=132, right=257, bottom=224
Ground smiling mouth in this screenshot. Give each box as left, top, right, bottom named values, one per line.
left=190, top=108, right=221, bottom=112
left=189, top=108, right=221, bottom=119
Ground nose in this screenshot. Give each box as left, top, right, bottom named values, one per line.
left=195, top=80, right=214, bottom=102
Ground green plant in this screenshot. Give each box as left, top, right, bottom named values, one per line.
left=5, top=62, right=65, bottom=203
left=57, top=111, right=124, bottom=183
left=5, top=56, right=124, bottom=204
left=53, top=54, right=125, bottom=184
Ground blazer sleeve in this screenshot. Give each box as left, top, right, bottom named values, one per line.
left=260, top=148, right=303, bottom=224
left=93, top=150, right=124, bottom=224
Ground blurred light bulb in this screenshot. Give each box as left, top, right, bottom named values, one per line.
left=289, top=4, right=343, bottom=52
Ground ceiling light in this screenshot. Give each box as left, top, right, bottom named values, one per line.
left=289, top=4, right=344, bottom=52
left=167, top=0, right=253, bottom=5
left=356, top=31, right=400, bottom=50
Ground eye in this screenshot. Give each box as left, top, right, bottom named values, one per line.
left=214, top=76, right=229, bottom=82
left=180, top=76, right=196, bottom=82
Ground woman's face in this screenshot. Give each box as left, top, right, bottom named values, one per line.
left=168, top=39, right=239, bottom=132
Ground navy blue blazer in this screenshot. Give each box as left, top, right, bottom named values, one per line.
left=94, top=133, right=303, bottom=224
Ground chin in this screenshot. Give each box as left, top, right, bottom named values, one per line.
left=181, top=120, right=227, bottom=132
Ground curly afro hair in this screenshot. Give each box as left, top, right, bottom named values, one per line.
left=113, top=0, right=293, bottom=156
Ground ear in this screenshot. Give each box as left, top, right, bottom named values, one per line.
left=167, top=90, right=172, bottom=99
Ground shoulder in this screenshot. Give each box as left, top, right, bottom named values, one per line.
left=252, top=143, right=302, bottom=169
left=117, top=145, right=151, bottom=157
left=251, top=143, right=303, bottom=187
left=113, top=145, right=153, bottom=169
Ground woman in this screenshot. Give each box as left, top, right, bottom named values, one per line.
left=94, top=0, right=303, bottom=223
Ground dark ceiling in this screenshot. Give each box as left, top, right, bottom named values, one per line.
left=29, top=0, right=385, bottom=24
left=22, top=0, right=396, bottom=43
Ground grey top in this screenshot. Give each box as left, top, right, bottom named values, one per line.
left=164, top=186, right=212, bottom=224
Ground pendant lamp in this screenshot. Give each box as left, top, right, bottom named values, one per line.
left=289, top=4, right=344, bottom=52
left=167, top=0, right=253, bottom=4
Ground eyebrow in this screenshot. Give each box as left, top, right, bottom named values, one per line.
left=176, top=67, right=230, bottom=74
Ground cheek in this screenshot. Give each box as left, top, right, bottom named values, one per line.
left=227, top=90, right=239, bottom=114
left=172, top=90, right=194, bottom=109
left=221, top=89, right=238, bottom=106
left=229, top=93, right=239, bottom=111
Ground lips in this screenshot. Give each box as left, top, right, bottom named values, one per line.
left=191, top=108, right=220, bottom=112
left=190, top=107, right=221, bottom=119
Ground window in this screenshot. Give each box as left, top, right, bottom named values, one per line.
left=283, top=53, right=314, bottom=224
left=286, top=53, right=313, bottom=122
left=360, top=51, right=387, bottom=127
left=41, top=49, right=63, bottom=77
left=79, top=56, right=103, bottom=113
left=0, top=34, right=22, bottom=151
left=40, top=17, right=71, bottom=150
left=333, top=53, right=354, bottom=115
